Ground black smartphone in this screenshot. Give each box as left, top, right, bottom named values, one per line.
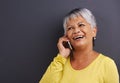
left=63, top=41, right=73, bottom=50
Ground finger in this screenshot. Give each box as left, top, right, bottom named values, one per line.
left=57, top=38, right=66, bottom=50
left=60, top=36, right=69, bottom=42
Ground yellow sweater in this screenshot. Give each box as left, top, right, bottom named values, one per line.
left=40, top=53, right=119, bottom=83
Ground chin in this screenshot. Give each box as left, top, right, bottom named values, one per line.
left=73, top=43, right=85, bottom=48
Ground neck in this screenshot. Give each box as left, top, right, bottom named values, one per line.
left=71, top=45, right=94, bottom=61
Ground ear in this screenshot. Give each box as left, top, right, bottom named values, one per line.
left=92, top=27, right=97, bottom=37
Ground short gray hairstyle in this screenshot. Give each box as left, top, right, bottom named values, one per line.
left=63, top=8, right=97, bottom=34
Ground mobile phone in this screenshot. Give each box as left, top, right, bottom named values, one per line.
left=63, top=41, right=73, bottom=50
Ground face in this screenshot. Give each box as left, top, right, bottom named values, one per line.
left=65, top=16, right=97, bottom=48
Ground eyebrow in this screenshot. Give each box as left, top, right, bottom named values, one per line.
left=66, top=25, right=73, bottom=28
left=66, top=22, right=84, bottom=27
left=77, top=22, right=84, bottom=24
left=66, top=21, right=85, bottom=28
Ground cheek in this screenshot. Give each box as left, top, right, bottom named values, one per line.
left=85, top=28, right=93, bottom=35
left=66, top=32, right=72, bottom=38
left=66, top=31, right=70, bottom=35
left=87, top=32, right=94, bottom=39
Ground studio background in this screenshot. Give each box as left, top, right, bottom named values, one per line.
left=0, top=0, right=120, bottom=83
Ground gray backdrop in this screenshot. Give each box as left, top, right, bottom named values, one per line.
left=0, top=0, right=120, bottom=83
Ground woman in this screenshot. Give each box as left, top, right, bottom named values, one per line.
left=39, top=8, right=119, bottom=83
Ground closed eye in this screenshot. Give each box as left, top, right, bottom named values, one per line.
left=78, top=23, right=85, bottom=27
left=78, top=22, right=85, bottom=27
left=67, top=26, right=73, bottom=31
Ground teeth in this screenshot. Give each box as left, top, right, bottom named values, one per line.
left=73, top=36, right=83, bottom=40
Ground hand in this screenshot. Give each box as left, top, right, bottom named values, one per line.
left=57, top=36, right=71, bottom=58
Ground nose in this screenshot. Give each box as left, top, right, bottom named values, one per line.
left=73, top=28, right=80, bottom=34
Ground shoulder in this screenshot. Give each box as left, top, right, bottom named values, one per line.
left=95, top=53, right=114, bottom=64
left=93, top=53, right=116, bottom=69
left=100, top=54, right=115, bottom=64
left=99, top=53, right=118, bottom=71
left=99, top=54, right=119, bottom=82
left=99, top=53, right=114, bottom=62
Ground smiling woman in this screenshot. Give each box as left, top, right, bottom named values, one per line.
left=65, top=16, right=97, bottom=50
left=39, top=8, right=119, bottom=83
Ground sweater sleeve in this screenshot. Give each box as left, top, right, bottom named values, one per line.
left=39, top=54, right=67, bottom=83
left=104, top=58, right=119, bottom=83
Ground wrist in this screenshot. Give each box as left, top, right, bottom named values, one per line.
left=55, top=53, right=67, bottom=64
left=58, top=53, right=69, bottom=58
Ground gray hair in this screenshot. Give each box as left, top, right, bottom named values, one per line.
left=63, top=8, right=97, bottom=34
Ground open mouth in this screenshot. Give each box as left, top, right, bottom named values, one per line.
left=73, top=35, right=84, bottom=40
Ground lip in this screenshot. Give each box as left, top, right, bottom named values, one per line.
left=72, top=35, right=85, bottom=40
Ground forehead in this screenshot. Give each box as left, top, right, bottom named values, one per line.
left=66, top=16, right=88, bottom=26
